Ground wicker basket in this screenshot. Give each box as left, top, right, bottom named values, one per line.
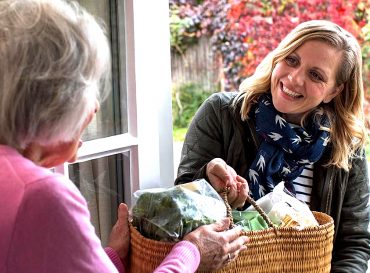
left=128, top=193, right=334, bottom=273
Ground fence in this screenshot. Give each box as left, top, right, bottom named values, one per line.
left=171, top=36, right=220, bottom=92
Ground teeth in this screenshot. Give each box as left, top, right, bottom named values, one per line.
left=282, top=86, right=301, bottom=98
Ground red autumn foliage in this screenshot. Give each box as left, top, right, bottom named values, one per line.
left=225, top=0, right=370, bottom=127
left=169, top=0, right=370, bottom=126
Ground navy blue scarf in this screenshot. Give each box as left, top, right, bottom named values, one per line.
left=247, top=94, right=330, bottom=200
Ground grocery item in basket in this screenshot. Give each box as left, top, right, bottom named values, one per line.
left=231, top=210, right=269, bottom=231
left=131, top=179, right=226, bottom=242
left=247, top=182, right=319, bottom=229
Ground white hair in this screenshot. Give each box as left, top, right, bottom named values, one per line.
left=0, top=0, right=111, bottom=150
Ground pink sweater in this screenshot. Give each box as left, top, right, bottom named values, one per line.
left=0, top=145, right=200, bottom=273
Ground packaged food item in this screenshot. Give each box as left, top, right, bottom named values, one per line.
left=232, top=210, right=269, bottom=231
left=246, top=182, right=319, bottom=229
left=131, top=179, right=226, bottom=242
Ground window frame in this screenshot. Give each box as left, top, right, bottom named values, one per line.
left=56, top=0, right=174, bottom=207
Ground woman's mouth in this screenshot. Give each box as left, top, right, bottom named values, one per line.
left=281, top=83, right=302, bottom=98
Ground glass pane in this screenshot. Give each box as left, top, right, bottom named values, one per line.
left=76, top=0, right=128, bottom=140
left=68, top=152, right=130, bottom=245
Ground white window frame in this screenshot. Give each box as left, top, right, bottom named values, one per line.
left=55, top=0, right=174, bottom=207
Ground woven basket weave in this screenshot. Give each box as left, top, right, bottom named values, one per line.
left=128, top=189, right=334, bottom=273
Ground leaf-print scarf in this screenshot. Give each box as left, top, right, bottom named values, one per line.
left=247, top=93, right=330, bottom=200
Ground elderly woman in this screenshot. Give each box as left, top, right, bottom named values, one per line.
left=0, top=0, right=248, bottom=273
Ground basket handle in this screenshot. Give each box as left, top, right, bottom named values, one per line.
left=220, top=187, right=276, bottom=230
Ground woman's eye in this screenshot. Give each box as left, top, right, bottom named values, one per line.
left=285, top=56, right=298, bottom=66
left=309, top=70, right=324, bottom=81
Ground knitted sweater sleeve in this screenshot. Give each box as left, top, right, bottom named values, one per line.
left=7, top=174, right=120, bottom=273
left=105, top=247, right=125, bottom=273
left=153, top=241, right=200, bottom=273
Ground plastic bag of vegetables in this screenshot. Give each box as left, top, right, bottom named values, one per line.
left=131, top=179, right=226, bottom=242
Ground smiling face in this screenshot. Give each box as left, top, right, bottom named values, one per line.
left=270, top=40, right=344, bottom=124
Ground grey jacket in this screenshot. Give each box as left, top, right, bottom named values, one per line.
left=175, top=91, right=370, bottom=273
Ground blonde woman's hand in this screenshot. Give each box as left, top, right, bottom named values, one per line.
left=184, top=218, right=249, bottom=271
left=206, top=158, right=249, bottom=208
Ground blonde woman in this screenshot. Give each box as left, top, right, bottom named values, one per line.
left=176, top=20, right=370, bottom=272
left=0, top=1, right=248, bottom=272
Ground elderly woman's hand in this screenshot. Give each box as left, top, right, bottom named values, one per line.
left=206, top=158, right=249, bottom=209
left=183, top=218, right=249, bottom=271
left=107, top=203, right=130, bottom=263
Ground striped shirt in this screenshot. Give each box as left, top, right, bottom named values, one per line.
left=292, top=164, right=314, bottom=205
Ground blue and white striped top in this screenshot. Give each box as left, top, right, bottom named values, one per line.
left=292, top=164, right=314, bottom=205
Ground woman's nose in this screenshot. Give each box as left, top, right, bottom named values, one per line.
left=288, top=69, right=304, bottom=86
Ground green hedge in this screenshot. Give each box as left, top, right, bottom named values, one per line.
left=172, top=83, right=212, bottom=130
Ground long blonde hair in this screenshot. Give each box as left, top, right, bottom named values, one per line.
left=234, top=20, right=367, bottom=170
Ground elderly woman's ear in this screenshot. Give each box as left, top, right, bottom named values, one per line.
left=22, top=102, right=99, bottom=168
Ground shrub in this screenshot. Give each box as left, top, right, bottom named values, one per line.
left=172, top=83, right=211, bottom=129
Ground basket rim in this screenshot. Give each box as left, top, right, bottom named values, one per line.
left=130, top=211, right=334, bottom=242
left=130, top=224, right=176, bottom=246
